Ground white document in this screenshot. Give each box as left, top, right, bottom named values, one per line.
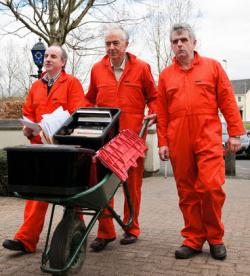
left=19, top=116, right=41, bottom=136
left=19, top=106, right=70, bottom=143
left=40, top=106, right=70, bottom=138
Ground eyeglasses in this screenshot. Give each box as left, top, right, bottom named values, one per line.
left=171, top=38, right=189, bottom=45
left=105, top=40, right=121, bottom=47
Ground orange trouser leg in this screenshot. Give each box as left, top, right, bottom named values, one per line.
left=169, top=116, right=226, bottom=250
left=171, top=152, right=207, bottom=250
left=97, top=197, right=116, bottom=239
left=178, top=151, right=226, bottom=249
left=14, top=200, right=49, bottom=252
left=97, top=158, right=144, bottom=239
left=195, top=149, right=226, bottom=246
left=123, top=157, right=144, bottom=237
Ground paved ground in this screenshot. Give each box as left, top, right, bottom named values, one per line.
left=236, top=157, right=250, bottom=179
left=0, top=176, right=250, bottom=275
left=159, top=158, right=250, bottom=180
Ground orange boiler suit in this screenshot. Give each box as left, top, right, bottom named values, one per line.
left=157, top=52, right=245, bottom=250
left=14, top=71, right=88, bottom=252
left=86, top=52, right=157, bottom=239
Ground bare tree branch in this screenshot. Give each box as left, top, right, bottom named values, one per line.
left=144, top=0, right=201, bottom=77
left=0, top=0, right=149, bottom=99
left=0, top=0, right=145, bottom=46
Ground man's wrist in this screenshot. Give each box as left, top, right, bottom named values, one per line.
left=231, top=136, right=240, bottom=139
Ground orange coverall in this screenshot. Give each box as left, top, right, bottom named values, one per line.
left=157, top=52, right=245, bottom=250
left=86, top=52, right=157, bottom=239
left=14, top=71, right=87, bottom=252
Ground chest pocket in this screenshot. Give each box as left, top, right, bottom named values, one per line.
left=194, top=81, right=216, bottom=104
left=195, top=81, right=215, bottom=93
left=166, top=86, right=184, bottom=113
left=121, top=82, right=145, bottom=107
left=51, top=97, right=67, bottom=110
left=124, top=82, right=142, bottom=89
left=96, top=84, right=117, bottom=106
left=32, top=97, right=47, bottom=110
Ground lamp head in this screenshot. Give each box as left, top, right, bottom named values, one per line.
left=31, top=38, right=46, bottom=67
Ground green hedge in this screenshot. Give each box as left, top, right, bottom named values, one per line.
left=0, top=150, right=9, bottom=196
left=244, top=122, right=250, bottom=131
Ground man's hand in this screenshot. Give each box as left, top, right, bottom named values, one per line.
left=144, top=113, right=157, bottom=127
left=159, top=146, right=169, bottom=161
left=22, top=126, right=33, bottom=138
left=227, top=137, right=241, bottom=153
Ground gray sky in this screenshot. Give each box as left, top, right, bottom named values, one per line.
left=0, top=0, right=250, bottom=82
left=193, top=0, right=250, bottom=80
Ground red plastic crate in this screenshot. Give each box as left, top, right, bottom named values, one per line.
left=96, top=129, right=148, bottom=181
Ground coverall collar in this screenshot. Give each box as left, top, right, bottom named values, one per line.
left=110, top=54, right=127, bottom=70
left=102, top=52, right=137, bottom=67
left=40, top=69, right=67, bottom=80
left=173, top=51, right=200, bottom=71
left=40, top=70, right=68, bottom=96
left=42, top=70, right=61, bottom=89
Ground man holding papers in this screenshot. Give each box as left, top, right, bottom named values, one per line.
left=20, top=106, right=70, bottom=143
left=2, top=45, right=88, bottom=253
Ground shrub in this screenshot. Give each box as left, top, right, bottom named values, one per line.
left=0, top=150, right=8, bottom=196
left=0, top=97, right=24, bottom=119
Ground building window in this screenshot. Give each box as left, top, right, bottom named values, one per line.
left=238, top=96, right=241, bottom=102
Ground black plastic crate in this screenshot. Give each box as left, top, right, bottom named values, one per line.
left=53, top=108, right=120, bottom=150
left=5, top=144, right=106, bottom=196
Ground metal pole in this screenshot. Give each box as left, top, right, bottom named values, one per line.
left=222, top=59, right=227, bottom=72
left=38, top=66, right=42, bottom=79
left=222, top=59, right=236, bottom=176
left=225, top=148, right=236, bottom=176
left=164, top=161, right=168, bottom=178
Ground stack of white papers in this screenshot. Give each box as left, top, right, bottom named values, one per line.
left=19, top=106, right=70, bottom=143
left=71, top=128, right=103, bottom=137
left=19, top=117, right=41, bottom=136
left=40, top=106, right=70, bottom=138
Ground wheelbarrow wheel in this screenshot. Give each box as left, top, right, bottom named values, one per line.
left=49, top=208, right=87, bottom=275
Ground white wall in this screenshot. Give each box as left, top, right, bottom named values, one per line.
left=246, top=91, right=250, bottom=121
left=0, top=130, right=28, bottom=149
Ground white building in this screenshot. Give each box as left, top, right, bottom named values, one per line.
left=231, top=79, right=250, bottom=121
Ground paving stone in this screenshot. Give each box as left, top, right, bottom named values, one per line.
left=0, top=177, right=250, bottom=275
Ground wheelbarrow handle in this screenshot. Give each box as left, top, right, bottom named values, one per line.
left=139, top=118, right=150, bottom=138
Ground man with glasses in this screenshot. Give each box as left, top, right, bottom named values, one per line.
left=157, top=23, right=245, bottom=260
left=86, top=24, right=157, bottom=252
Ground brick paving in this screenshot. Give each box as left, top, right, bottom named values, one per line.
left=0, top=176, right=250, bottom=275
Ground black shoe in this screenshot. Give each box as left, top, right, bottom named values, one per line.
left=210, top=244, right=227, bottom=260
left=90, top=237, right=115, bottom=252
left=2, top=239, right=27, bottom=252
left=175, top=245, right=202, bottom=259
left=120, top=233, right=137, bottom=245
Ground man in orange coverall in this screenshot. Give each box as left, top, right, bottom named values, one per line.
left=2, top=45, right=87, bottom=253
left=86, top=24, right=157, bottom=251
left=157, top=23, right=245, bottom=260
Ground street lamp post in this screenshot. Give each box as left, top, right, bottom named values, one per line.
left=31, top=38, right=46, bottom=78
left=222, top=58, right=236, bottom=176
left=222, top=59, right=227, bottom=72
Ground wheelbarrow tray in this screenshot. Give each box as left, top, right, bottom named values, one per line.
left=5, top=144, right=100, bottom=196
left=15, top=172, right=122, bottom=210
left=53, top=107, right=120, bottom=151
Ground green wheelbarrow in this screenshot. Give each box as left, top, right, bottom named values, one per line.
left=5, top=120, right=148, bottom=275
left=14, top=171, right=132, bottom=276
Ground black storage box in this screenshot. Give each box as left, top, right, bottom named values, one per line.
left=53, top=108, right=120, bottom=150
left=5, top=144, right=106, bottom=196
